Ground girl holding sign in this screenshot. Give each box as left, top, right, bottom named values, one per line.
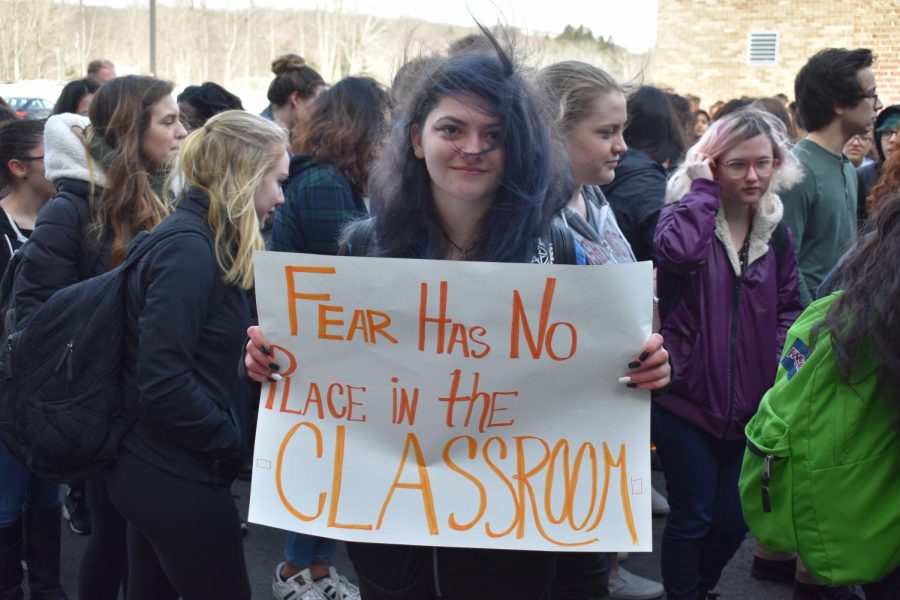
left=245, top=30, right=670, bottom=600
left=538, top=60, right=666, bottom=600
left=653, top=108, right=803, bottom=599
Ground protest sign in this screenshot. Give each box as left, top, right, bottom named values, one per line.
left=248, top=251, right=653, bottom=552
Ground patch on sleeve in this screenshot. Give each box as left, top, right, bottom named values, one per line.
left=781, top=338, right=812, bottom=380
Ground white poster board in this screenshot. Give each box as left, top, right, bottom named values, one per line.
left=248, top=251, right=654, bottom=552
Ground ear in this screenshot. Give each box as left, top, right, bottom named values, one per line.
left=410, top=124, right=425, bottom=159
left=6, top=158, right=26, bottom=180
left=289, top=91, right=303, bottom=109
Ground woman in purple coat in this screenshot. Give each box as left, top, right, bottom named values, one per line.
left=652, top=108, right=803, bottom=600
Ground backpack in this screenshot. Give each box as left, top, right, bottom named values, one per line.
left=0, top=225, right=209, bottom=483
left=342, top=218, right=580, bottom=265
left=738, top=293, right=900, bottom=585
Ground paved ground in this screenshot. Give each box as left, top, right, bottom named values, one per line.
left=55, top=471, right=795, bottom=599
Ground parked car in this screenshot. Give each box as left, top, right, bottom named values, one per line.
left=6, top=97, right=52, bottom=119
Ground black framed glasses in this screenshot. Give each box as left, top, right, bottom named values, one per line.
left=718, top=158, right=776, bottom=179
left=17, top=155, right=44, bottom=161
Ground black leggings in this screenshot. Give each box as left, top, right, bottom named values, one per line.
left=78, top=475, right=127, bottom=600
left=105, top=450, right=250, bottom=600
left=347, top=542, right=558, bottom=600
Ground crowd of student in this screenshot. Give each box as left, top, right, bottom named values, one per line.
left=0, top=28, right=897, bottom=600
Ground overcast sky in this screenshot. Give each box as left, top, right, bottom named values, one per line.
left=82, top=0, right=660, bottom=52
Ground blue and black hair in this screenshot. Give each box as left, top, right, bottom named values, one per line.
left=364, top=27, right=570, bottom=262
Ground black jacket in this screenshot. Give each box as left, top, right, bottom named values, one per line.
left=0, top=209, right=30, bottom=278
left=121, top=191, right=253, bottom=484
left=600, top=148, right=667, bottom=263
left=13, top=178, right=108, bottom=329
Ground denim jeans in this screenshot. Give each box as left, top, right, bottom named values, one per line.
left=0, top=440, right=60, bottom=526
left=284, top=532, right=336, bottom=567
left=651, top=403, right=747, bottom=600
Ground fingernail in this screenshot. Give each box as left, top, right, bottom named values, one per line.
left=618, top=376, right=632, bottom=384
left=270, top=372, right=283, bottom=382
left=268, top=363, right=280, bottom=371
left=627, top=383, right=637, bottom=388
left=262, top=345, right=272, bottom=356
left=639, top=351, right=650, bottom=361
left=628, top=361, right=641, bottom=369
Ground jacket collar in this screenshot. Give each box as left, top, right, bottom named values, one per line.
left=714, top=191, right=784, bottom=275
left=177, top=189, right=211, bottom=219
left=44, top=113, right=108, bottom=187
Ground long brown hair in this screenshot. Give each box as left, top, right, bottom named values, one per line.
left=86, top=75, right=173, bottom=266
left=816, top=189, right=900, bottom=389
left=292, top=76, right=389, bottom=196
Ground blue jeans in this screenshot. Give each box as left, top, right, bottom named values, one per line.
left=652, top=403, right=747, bottom=600
left=0, top=441, right=60, bottom=526
left=284, top=532, right=336, bottom=568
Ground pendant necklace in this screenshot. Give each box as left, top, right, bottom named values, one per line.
left=443, top=232, right=477, bottom=260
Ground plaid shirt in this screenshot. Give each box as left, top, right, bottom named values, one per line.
left=269, top=155, right=367, bottom=255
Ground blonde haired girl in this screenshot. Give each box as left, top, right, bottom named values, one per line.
left=104, top=110, right=288, bottom=600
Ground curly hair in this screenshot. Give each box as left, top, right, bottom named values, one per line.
left=291, top=77, right=389, bottom=196
left=814, top=189, right=900, bottom=390
left=866, top=147, right=900, bottom=215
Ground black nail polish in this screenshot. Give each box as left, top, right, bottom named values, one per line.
left=627, top=383, right=637, bottom=388
left=262, top=345, right=272, bottom=356
left=269, top=363, right=280, bottom=371
left=628, top=361, right=641, bottom=369
left=639, top=351, right=650, bottom=362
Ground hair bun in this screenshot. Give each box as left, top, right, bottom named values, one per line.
left=271, top=54, right=307, bottom=75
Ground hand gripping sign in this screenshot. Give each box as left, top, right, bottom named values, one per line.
left=248, top=252, right=654, bottom=552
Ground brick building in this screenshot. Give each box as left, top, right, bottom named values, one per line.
left=653, top=0, right=900, bottom=109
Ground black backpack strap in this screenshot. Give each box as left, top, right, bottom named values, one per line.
left=549, top=223, right=578, bottom=265
left=772, top=220, right=789, bottom=262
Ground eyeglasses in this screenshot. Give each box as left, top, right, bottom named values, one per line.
left=859, top=91, right=879, bottom=103
left=17, top=155, right=44, bottom=161
left=850, top=135, right=873, bottom=144
left=717, top=158, right=776, bottom=179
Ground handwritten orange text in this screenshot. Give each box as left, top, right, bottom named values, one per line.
left=274, top=422, right=639, bottom=548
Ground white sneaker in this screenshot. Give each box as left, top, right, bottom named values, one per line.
left=272, top=563, right=327, bottom=600
left=651, top=487, right=670, bottom=515
left=314, top=566, right=361, bottom=600
left=609, top=567, right=664, bottom=600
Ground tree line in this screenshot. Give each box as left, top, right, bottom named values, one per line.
left=0, top=0, right=650, bottom=89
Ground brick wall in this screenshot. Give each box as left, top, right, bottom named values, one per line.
left=653, top=0, right=900, bottom=110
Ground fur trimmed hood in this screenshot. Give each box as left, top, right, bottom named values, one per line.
left=44, top=113, right=107, bottom=187
left=714, top=191, right=784, bottom=275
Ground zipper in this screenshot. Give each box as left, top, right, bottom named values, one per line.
left=432, top=547, right=442, bottom=597
left=4, top=335, right=13, bottom=378
left=724, top=239, right=749, bottom=438
left=746, top=440, right=783, bottom=513
left=54, top=341, right=74, bottom=382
